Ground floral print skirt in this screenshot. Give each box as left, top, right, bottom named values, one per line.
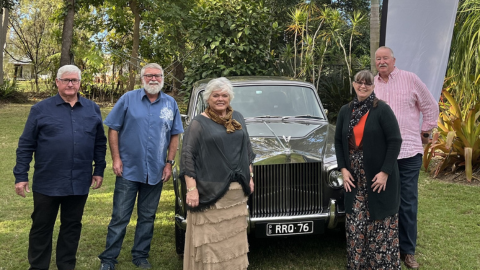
left=346, top=149, right=401, bottom=270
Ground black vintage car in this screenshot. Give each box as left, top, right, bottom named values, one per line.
left=172, top=76, right=345, bottom=254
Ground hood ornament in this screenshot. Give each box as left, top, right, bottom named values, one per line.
left=283, top=135, right=291, bottom=143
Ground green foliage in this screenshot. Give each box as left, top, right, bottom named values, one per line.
left=183, top=0, right=281, bottom=88
left=0, top=79, right=27, bottom=102
left=446, top=0, right=480, bottom=108
left=281, top=3, right=368, bottom=90
left=7, top=0, right=62, bottom=92
left=0, top=0, right=16, bottom=10
left=317, top=72, right=354, bottom=123
left=423, top=90, right=480, bottom=182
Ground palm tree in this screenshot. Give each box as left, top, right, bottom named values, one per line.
left=287, top=8, right=307, bottom=77
left=348, top=10, right=367, bottom=73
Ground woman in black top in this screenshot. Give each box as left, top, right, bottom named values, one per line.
left=335, top=70, right=402, bottom=269
left=181, top=77, right=255, bottom=270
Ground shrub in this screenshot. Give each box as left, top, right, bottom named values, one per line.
left=0, top=80, right=28, bottom=103
left=317, top=73, right=354, bottom=124
left=423, top=90, right=480, bottom=182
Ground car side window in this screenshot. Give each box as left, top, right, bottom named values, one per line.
left=195, top=92, right=207, bottom=116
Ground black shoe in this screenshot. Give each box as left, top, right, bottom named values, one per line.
left=133, top=258, right=152, bottom=269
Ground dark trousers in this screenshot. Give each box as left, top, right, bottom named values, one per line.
left=397, top=154, right=422, bottom=255
left=28, top=192, right=88, bottom=270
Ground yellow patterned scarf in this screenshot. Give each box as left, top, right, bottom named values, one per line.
left=205, top=106, right=242, bottom=133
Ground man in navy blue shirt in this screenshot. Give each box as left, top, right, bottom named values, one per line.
left=14, top=65, right=107, bottom=270
left=98, top=63, right=184, bottom=270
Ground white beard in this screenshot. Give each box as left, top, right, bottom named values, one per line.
left=143, top=80, right=164, bottom=95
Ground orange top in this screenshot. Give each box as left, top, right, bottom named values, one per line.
left=353, top=111, right=369, bottom=147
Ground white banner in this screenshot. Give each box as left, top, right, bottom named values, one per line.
left=384, top=0, right=459, bottom=101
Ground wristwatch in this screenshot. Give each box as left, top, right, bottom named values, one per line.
left=166, top=160, right=175, bottom=166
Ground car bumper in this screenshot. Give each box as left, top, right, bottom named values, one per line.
left=175, top=199, right=345, bottom=233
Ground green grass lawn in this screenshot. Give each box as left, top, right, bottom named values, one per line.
left=1, top=103, right=479, bottom=269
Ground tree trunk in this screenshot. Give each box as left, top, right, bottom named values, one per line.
left=172, top=60, right=184, bottom=96
left=370, top=0, right=380, bottom=74
left=0, top=8, right=9, bottom=85
left=34, top=67, right=39, bottom=92
left=127, top=0, right=140, bottom=92
left=60, top=0, right=75, bottom=66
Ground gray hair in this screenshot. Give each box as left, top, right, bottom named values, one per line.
left=203, top=77, right=234, bottom=104
left=354, top=70, right=374, bottom=85
left=57, top=65, right=81, bottom=80
left=376, top=46, right=395, bottom=58
left=141, top=63, right=163, bottom=77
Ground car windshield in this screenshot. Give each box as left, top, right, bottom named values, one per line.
left=229, top=85, right=325, bottom=119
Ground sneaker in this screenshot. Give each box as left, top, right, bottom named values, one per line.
left=133, top=258, right=152, bottom=269
left=99, top=263, right=115, bottom=270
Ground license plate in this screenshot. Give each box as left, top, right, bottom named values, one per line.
left=266, top=221, right=314, bottom=236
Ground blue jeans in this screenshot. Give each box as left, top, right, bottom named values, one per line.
left=98, top=176, right=163, bottom=265
left=397, top=154, right=422, bottom=255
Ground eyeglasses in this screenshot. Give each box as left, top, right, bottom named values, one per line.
left=57, top=79, right=80, bottom=85
left=143, top=74, right=164, bottom=79
left=354, top=81, right=373, bottom=87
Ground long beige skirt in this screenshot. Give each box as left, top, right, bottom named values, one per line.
left=183, top=182, right=249, bottom=270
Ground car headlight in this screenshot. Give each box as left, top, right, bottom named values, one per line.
left=327, top=169, right=343, bottom=189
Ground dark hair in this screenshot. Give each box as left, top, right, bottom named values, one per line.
left=351, top=70, right=379, bottom=107
left=353, top=70, right=374, bottom=85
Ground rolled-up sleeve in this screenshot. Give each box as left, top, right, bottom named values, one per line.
left=414, top=75, right=439, bottom=131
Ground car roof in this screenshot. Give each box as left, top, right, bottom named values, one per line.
left=192, top=76, right=315, bottom=90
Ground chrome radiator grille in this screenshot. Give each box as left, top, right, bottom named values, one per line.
left=250, top=163, right=323, bottom=218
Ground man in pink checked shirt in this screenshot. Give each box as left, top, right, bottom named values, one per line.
left=374, top=46, right=439, bottom=269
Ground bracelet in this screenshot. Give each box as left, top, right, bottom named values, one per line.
left=187, top=186, right=197, bottom=193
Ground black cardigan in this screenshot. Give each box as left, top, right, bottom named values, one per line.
left=334, top=100, right=402, bottom=220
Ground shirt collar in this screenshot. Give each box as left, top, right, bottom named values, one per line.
left=141, top=88, right=162, bottom=103
left=376, top=66, right=399, bottom=83
left=54, top=93, right=83, bottom=106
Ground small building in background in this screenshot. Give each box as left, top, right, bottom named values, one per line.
left=10, top=58, right=33, bottom=81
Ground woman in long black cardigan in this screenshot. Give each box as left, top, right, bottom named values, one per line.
left=335, top=70, right=403, bottom=269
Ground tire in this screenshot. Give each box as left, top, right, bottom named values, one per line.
left=175, top=198, right=186, bottom=255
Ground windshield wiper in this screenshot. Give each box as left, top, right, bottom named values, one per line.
left=251, top=115, right=283, bottom=118
left=285, top=115, right=323, bottom=119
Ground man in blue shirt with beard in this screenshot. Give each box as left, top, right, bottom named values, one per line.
left=99, top=63, right=184, bottom=270
left=14, top=65, right=107, bottom=270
